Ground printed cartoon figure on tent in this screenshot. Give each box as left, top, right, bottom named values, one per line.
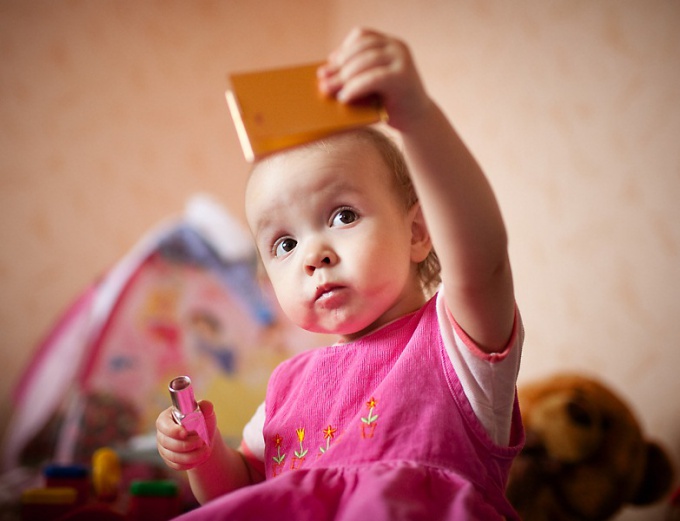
left=3, top=195, right=324, bottom=470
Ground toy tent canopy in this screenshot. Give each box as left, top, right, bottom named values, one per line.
left=3, top=195, right=312, bottom=470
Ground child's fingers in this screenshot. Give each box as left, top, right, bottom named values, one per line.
left=319, top=46, right=393, bottom=100
left=157, top=427, right=204, bottom=453
left=336, top=54, right=397, bottom=100
left=198, top=400, right=218, bottom=442
left=335, top=55, right=409, bottom=105
left=317, top=66, right=342, bottom=98
left=318, top=28, right=388, bottom=96
left=325, top=33, right=389, bottom=83
left=156, top=407, right=208, bottom=453
left=156, top=407, right=186, bottom=438
left=332, top=27, right=387, bottom=67
left=157, top=422, right=212, bottom=471
left=198, top=399, right=215, bottom=418
left=333, top=36, right=387, bottom=72
left=157, top=439, right=211, bottom=471
left=339, top=48, right=394, bottom=83
left=323, top=29, right=414, bottom=105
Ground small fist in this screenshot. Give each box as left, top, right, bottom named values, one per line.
left=156, top=400, right=217, bottom=471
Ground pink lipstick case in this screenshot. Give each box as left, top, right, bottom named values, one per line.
left=169, top=376, right=210, bottom=446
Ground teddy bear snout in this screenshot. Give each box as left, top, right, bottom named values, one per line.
left=532, top=393, right=604, bottom=463
left=566, top=399, right=595, bottom=428
left=561, top=396, right=605, bottom=460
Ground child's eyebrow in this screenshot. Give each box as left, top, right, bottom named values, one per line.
left=250, top=214, right=275, bottom=242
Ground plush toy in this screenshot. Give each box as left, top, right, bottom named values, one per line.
left=507, top=373, right=675, bottom=521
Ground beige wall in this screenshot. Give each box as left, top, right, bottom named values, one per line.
left=1, top=1, right=679, bottom=518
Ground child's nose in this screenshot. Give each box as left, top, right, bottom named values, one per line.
left=304, top=246, right=338, bottom=275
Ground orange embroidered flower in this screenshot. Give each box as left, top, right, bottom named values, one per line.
left=274, top=433, right=283, bottom=447
left=296, top=428, right=305, bottom=442
left=362, top=397, right=379, bottom=426
left=322, top=425, right=337, bottom=440
left=319, top=424, right=338, bottom=454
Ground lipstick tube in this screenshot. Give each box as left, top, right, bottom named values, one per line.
left=169, top=376, right=210, bottom=446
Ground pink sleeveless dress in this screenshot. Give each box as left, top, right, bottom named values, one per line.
left=177, top=296, right=524, bottom=520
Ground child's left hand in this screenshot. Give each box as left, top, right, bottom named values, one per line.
left=156, top=400, right=217, bottom=471
left=317, top=27, right=433, bottom=131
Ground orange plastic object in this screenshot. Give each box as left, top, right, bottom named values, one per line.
left=226, top=62, right=384, bottom=162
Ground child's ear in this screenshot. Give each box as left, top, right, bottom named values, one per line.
left=409, top=203, right=432, bottom=263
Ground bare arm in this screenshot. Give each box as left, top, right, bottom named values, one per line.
left=399, top=103, right=515, bottom=352
left=319, top=28, right=515, bottom=352
left=186, top=435, right=260, bottom=505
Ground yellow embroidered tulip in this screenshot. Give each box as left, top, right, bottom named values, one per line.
left=294, top=428, right=308, bottom=460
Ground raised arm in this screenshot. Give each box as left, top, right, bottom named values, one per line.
left=319, top=28, right=515, bottom=352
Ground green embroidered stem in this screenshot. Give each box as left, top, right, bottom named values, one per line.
left=272, top=434, right=286, bottom=465
left=295, top=441, right=308, bottom=458
left=361, top=407, right=378, bottom=424
left=273, top=448, right=285, bottom=464
left=362, top=398, right=379, bottom=425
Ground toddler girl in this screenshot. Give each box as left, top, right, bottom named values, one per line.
left=157, top=27, right=524, bottom=520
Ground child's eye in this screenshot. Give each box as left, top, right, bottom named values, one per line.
left=273, top=237, right=297, bottom=258
left=331, top=208, right=358, bottom=227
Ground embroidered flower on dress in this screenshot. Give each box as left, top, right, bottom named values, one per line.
left=323, top=425, right=337, bottom=439
left=362, top=397, right=379, bottom=425
left=319, top=424, right=337, bottom=454
left=272, top=434, right=286, bottom=465
left=294, top=428, right=308, bottom=459
left=361, top=397, right=379, bottom=439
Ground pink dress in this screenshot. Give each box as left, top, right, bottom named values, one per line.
left=176, top=296, right=524, bottom=520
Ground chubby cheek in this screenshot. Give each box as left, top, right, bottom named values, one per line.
left=357, top=235, right=411, bottom=290
left=269, top=276, right=310, bottom=328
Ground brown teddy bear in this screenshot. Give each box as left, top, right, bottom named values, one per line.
left=507, top=373, right=675, bottom=520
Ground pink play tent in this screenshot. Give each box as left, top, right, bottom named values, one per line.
left=2, top=195, right=315, bottom=471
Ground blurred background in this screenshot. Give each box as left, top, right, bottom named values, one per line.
left=1, top=1, right=679, bottom=519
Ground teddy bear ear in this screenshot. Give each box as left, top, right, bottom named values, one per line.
left=631, top=441, right=675, bottom=505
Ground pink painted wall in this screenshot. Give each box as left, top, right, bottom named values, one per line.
left=2, top=2, right=679, bottom=518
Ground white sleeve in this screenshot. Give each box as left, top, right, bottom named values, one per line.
left=241, top=401, right=266, bottom=462
left=436, top=291, right=523, bottom=446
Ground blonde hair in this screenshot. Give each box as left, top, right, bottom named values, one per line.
left=348, top=127, right=441, bottom=295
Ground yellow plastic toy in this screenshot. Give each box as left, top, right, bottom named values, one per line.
left=92, top=447, right=121, bottom=501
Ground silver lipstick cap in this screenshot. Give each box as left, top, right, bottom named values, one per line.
left=169, top=375, right=198, bottom=421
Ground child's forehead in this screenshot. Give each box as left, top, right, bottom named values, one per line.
left=250, top=134, right=388, bottom=184
left=246, top=137, right=396, bottom=213
left=258, top=133, right=376, bottom=165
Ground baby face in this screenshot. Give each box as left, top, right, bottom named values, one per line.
left=245, top=135, right=426, bottom=342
